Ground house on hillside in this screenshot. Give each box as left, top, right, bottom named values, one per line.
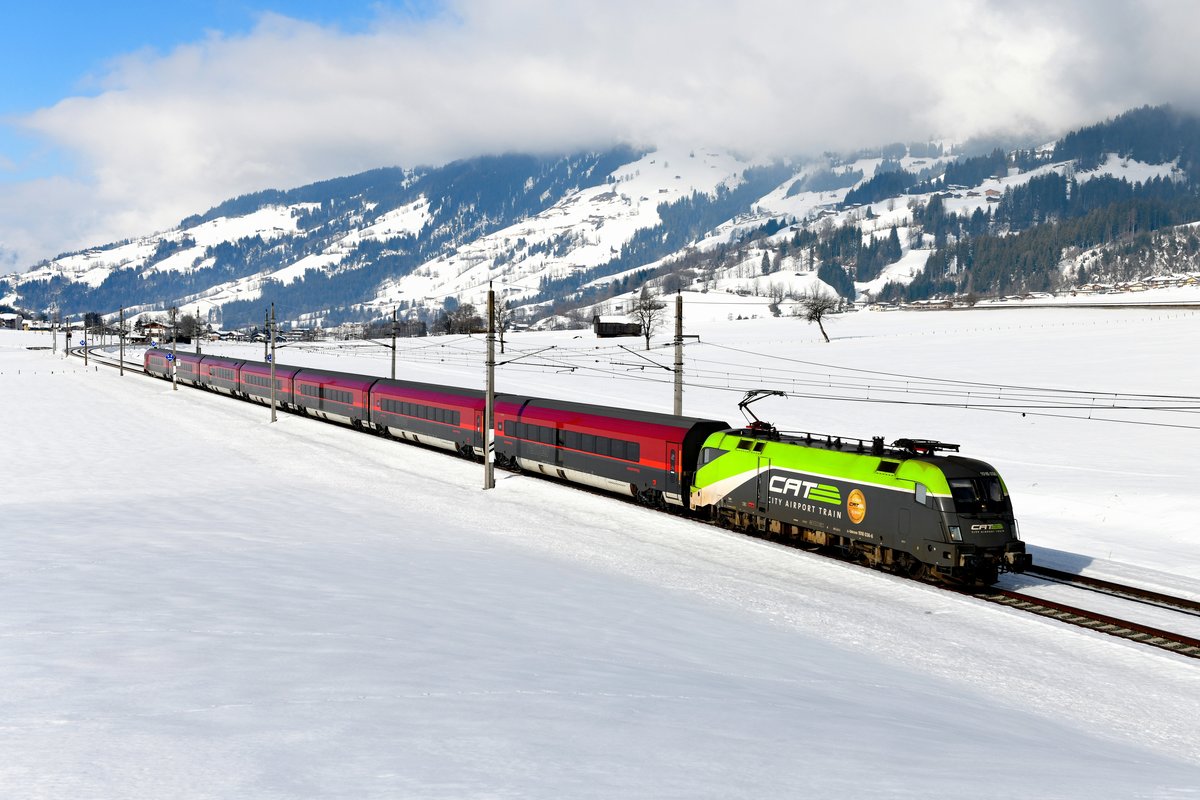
left=592, top=315, right=642, bottom=338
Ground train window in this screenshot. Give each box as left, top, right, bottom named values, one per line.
left=914, top=483, right=928, bottom=505
left=699, top=447, right=728, bottom=466
left=382, top=398, right=459, bottom=425
left=985, top=477, right=1004, bottom=502
left=737, top=441, right=753, bottom=450
left=876, top=461, right=900, bottom=474
left=949, top=478, right=1008, bottom=514
left=500, top=423, right=636, bottom=461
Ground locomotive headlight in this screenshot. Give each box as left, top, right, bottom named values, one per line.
left=949, top=526, right=962, bottom=542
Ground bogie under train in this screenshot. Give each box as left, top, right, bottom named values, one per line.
left=143, top=349, right=1030, bottom=585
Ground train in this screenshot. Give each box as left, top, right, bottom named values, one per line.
left=144, top=348, right=1031, bottom=586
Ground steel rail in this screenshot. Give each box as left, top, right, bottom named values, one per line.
left=976, top=588, right=1200, bottom=659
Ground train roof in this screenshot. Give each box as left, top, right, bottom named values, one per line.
left=726, top=427, right=964, bottom=461
left=373, top=377, right=485, bottom=399
left=504, top=394, right=728, bottom=431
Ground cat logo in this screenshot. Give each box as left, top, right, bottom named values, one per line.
left=847, top=489, right=867, bottom=524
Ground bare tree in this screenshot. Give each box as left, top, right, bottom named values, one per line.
left=798, top=288, right=839, bottom=343
left=629, top=286, right=667, bottom=350
left=767, top=282, right=786, bottom=316
left=495, top=298, right=513, bottom=354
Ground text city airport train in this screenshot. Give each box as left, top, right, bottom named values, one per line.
left=144, top=349, right=1031, bottom=585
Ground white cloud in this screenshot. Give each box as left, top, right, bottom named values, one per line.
left=4, top=0, right=1200, bottom=269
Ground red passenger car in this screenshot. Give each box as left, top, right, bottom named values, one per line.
left=368, top=379, right=485, bottom=456
left=292, top=368, right=377, bottom=426
left=239, top=360, right=300, bottom=407
left=144, top=349, right=171, bottom=378
left=171, top=352, right=205, bottom=387
left=197, top=355, right=244, bottom=395
left=493, top=395, right=727, bottom=507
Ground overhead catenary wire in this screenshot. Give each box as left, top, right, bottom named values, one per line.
left=332, top=329, right=1200, bottom=429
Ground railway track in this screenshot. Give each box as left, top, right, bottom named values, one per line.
left=1026, top=564, right=1200, bottom=616
left=972, top=566, right=1200, bottom=659
left=71, top=344, right=1200, bottom=660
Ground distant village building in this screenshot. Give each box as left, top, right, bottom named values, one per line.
left=592, top=315, right=642, bottom=338
left=0, top=312, right=27, bottom=330
left=139, top=322, right=168, bottom=343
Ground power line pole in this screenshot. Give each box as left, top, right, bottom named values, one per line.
left=270, top=303, right=278, bottom=424
left=82, top=315, right=88, bottom=367
left=171, top=306, right=178, bottom=391
left=195, top=306, right=201, bottom=355
left=391, top=306, right=397, bottom=380
left=119, top=307, right=125, bottom=376
left=263, top=308, right=269, bottom=361
left=484, top=285, right=496, bottom=490
left=673, top=294, right=683, bottom=416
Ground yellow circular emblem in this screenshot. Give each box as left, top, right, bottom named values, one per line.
left=847, top=489, right=867, bottom=525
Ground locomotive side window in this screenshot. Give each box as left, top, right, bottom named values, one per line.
left=699, top=447, right=728, bottom=466
left=914, top=483, right=928, bottom=505
left=876, top=461, right=900, bottom=474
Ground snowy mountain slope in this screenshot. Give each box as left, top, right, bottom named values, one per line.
left=6, top=106, right=1200, bottom=328
left=358, top=149, right=755, bottom=317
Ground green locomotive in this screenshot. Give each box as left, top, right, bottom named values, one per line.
left=689, top=423, right=1031, bottom=585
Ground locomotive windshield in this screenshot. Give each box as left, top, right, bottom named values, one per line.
left=948, top=477, right=1008, bottom=514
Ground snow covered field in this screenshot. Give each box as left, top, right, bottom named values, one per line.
left=3, top=302, right=1200, bottom=798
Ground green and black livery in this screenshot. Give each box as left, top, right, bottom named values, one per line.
left=690, top=429, right=1030, bottom=585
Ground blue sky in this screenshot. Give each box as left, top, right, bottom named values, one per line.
left=2, top=0, right=1198, bottom=272
left=1, top=2, right=449, bottom=112
left=1, top=1, right=440, bottom=180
